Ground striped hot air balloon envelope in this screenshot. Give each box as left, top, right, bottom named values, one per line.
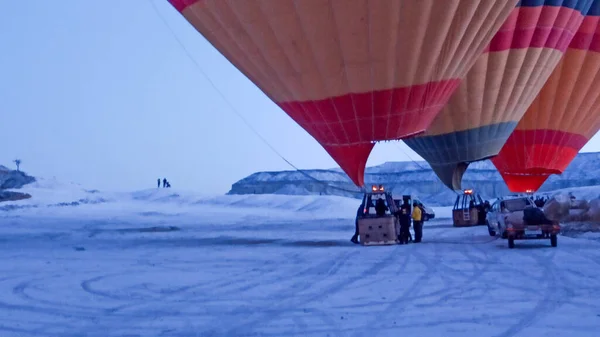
left=403, top=0, right=594, bottom=191
left=167, top=0, right=518, bottom=187
left=493, top=0, right=600, bottom=193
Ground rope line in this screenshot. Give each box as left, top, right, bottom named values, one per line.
left=148, top=0, right=364, bottom=195
left=394, top=142, right=430, bottom=170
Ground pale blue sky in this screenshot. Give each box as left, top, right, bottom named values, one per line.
left=1, top=0, right=599, bottom=193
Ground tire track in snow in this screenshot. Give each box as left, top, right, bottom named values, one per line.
left=198, top=249, right=358, bottom=336
left=416, top=243, right=493, bottom=308
left=77, top=242, right=277, bottom=313
left=349, top=233, right=498, bottom=336
left=12, top=277, right=98, bottom=313
left=0, top=274, right=100, bottom=324
left=81, top=271, right=149, bottom=302
left=205, top=249, right=354, bottom=300
left=492, top=249, right=567, bottom=337
left=347, top=248, right=433, bottom=337
left=75, top=245, right=353, bottom=334
left=217, top=246, right=403, bottom=337
left=85, top=265, right=277, bottom=317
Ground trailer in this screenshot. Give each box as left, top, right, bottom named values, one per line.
left=356, top=185, right=400, bottom=246
left=452, top=189, right=486, bottom=227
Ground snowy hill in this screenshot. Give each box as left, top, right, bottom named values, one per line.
left=228, top=152, right=600, bottom=206
left=3, top=172, right=596, bottom=225
left=0, top=166, right=36, bottom=202
left=0, top=166, right=35, bottom=190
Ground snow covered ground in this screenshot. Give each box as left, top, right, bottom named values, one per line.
left=1, top=181, right=600, bottom=336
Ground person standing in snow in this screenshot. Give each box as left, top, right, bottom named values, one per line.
left=398, top=200, right=411, bottom=244
left=157, top=178, right=161, bottom=188
left=477, top=201, right=488, bottom=225
left=163, top=178, right=167, bottom=188
left=351, top=203, right=365, bottom=244
left=412, top=201, right=423, bottom=243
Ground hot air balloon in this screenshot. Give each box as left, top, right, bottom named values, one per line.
left=167, top=0, right=518, bottom=186
left=498, top=172, right=551, bottom=192
left=492, top=0, right=600, bottom=192
left=403, top=0, right=595, bottom=191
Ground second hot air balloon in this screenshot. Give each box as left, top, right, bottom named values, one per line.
left=493, top=0, right=600, bottom=192
left=403, top=0, right=594, bottom=190
left=168, top=0, right=518, bottom=186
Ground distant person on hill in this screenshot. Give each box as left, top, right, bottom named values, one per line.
left=163, top=178, right=167, bottom=188
left=166, top=181, right=171, bottom=188
left=157, top=178, right=161, bottom=188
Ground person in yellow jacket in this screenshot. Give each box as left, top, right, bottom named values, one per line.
left=412, top=201, right=423, bottom=243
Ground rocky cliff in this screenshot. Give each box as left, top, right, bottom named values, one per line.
left=228, top=152, right=600, bottom=206
left=0, top=165, right=36, bottom=202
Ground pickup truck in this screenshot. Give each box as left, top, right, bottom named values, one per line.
left=504, top=207, right=561, bottom=249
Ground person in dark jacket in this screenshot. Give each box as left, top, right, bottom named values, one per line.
left=482, top=200, right=491, bottom=224
left=157, top=178, right=161, bottom=188
left=163, top=178, right=167, bottom=188
left=351, top=203, right=365, bottom=244
left=398, top=201, right=411, bottom=244
left=477, top=202, right=488, bottom=225
left=375, top=198, right=388, bottom=217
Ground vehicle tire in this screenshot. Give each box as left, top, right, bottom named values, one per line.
left=501, top=230, right=508, bottom=239
left=486, top=221, right=496, bottom=236
left=508, top=238, right=515, bottom=249
left=551, top=234, right=557, bottom=247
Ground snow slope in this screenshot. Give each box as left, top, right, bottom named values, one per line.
left=1, top=183, right=600, bottom=336
left=542, top=185, right=600, bottom=201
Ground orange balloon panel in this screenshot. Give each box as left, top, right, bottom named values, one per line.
left=168, top=0, right=517, bottom=186
left=493, top=2, right=600, bottom=181
left=404, top=0, right=594, bottom=191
